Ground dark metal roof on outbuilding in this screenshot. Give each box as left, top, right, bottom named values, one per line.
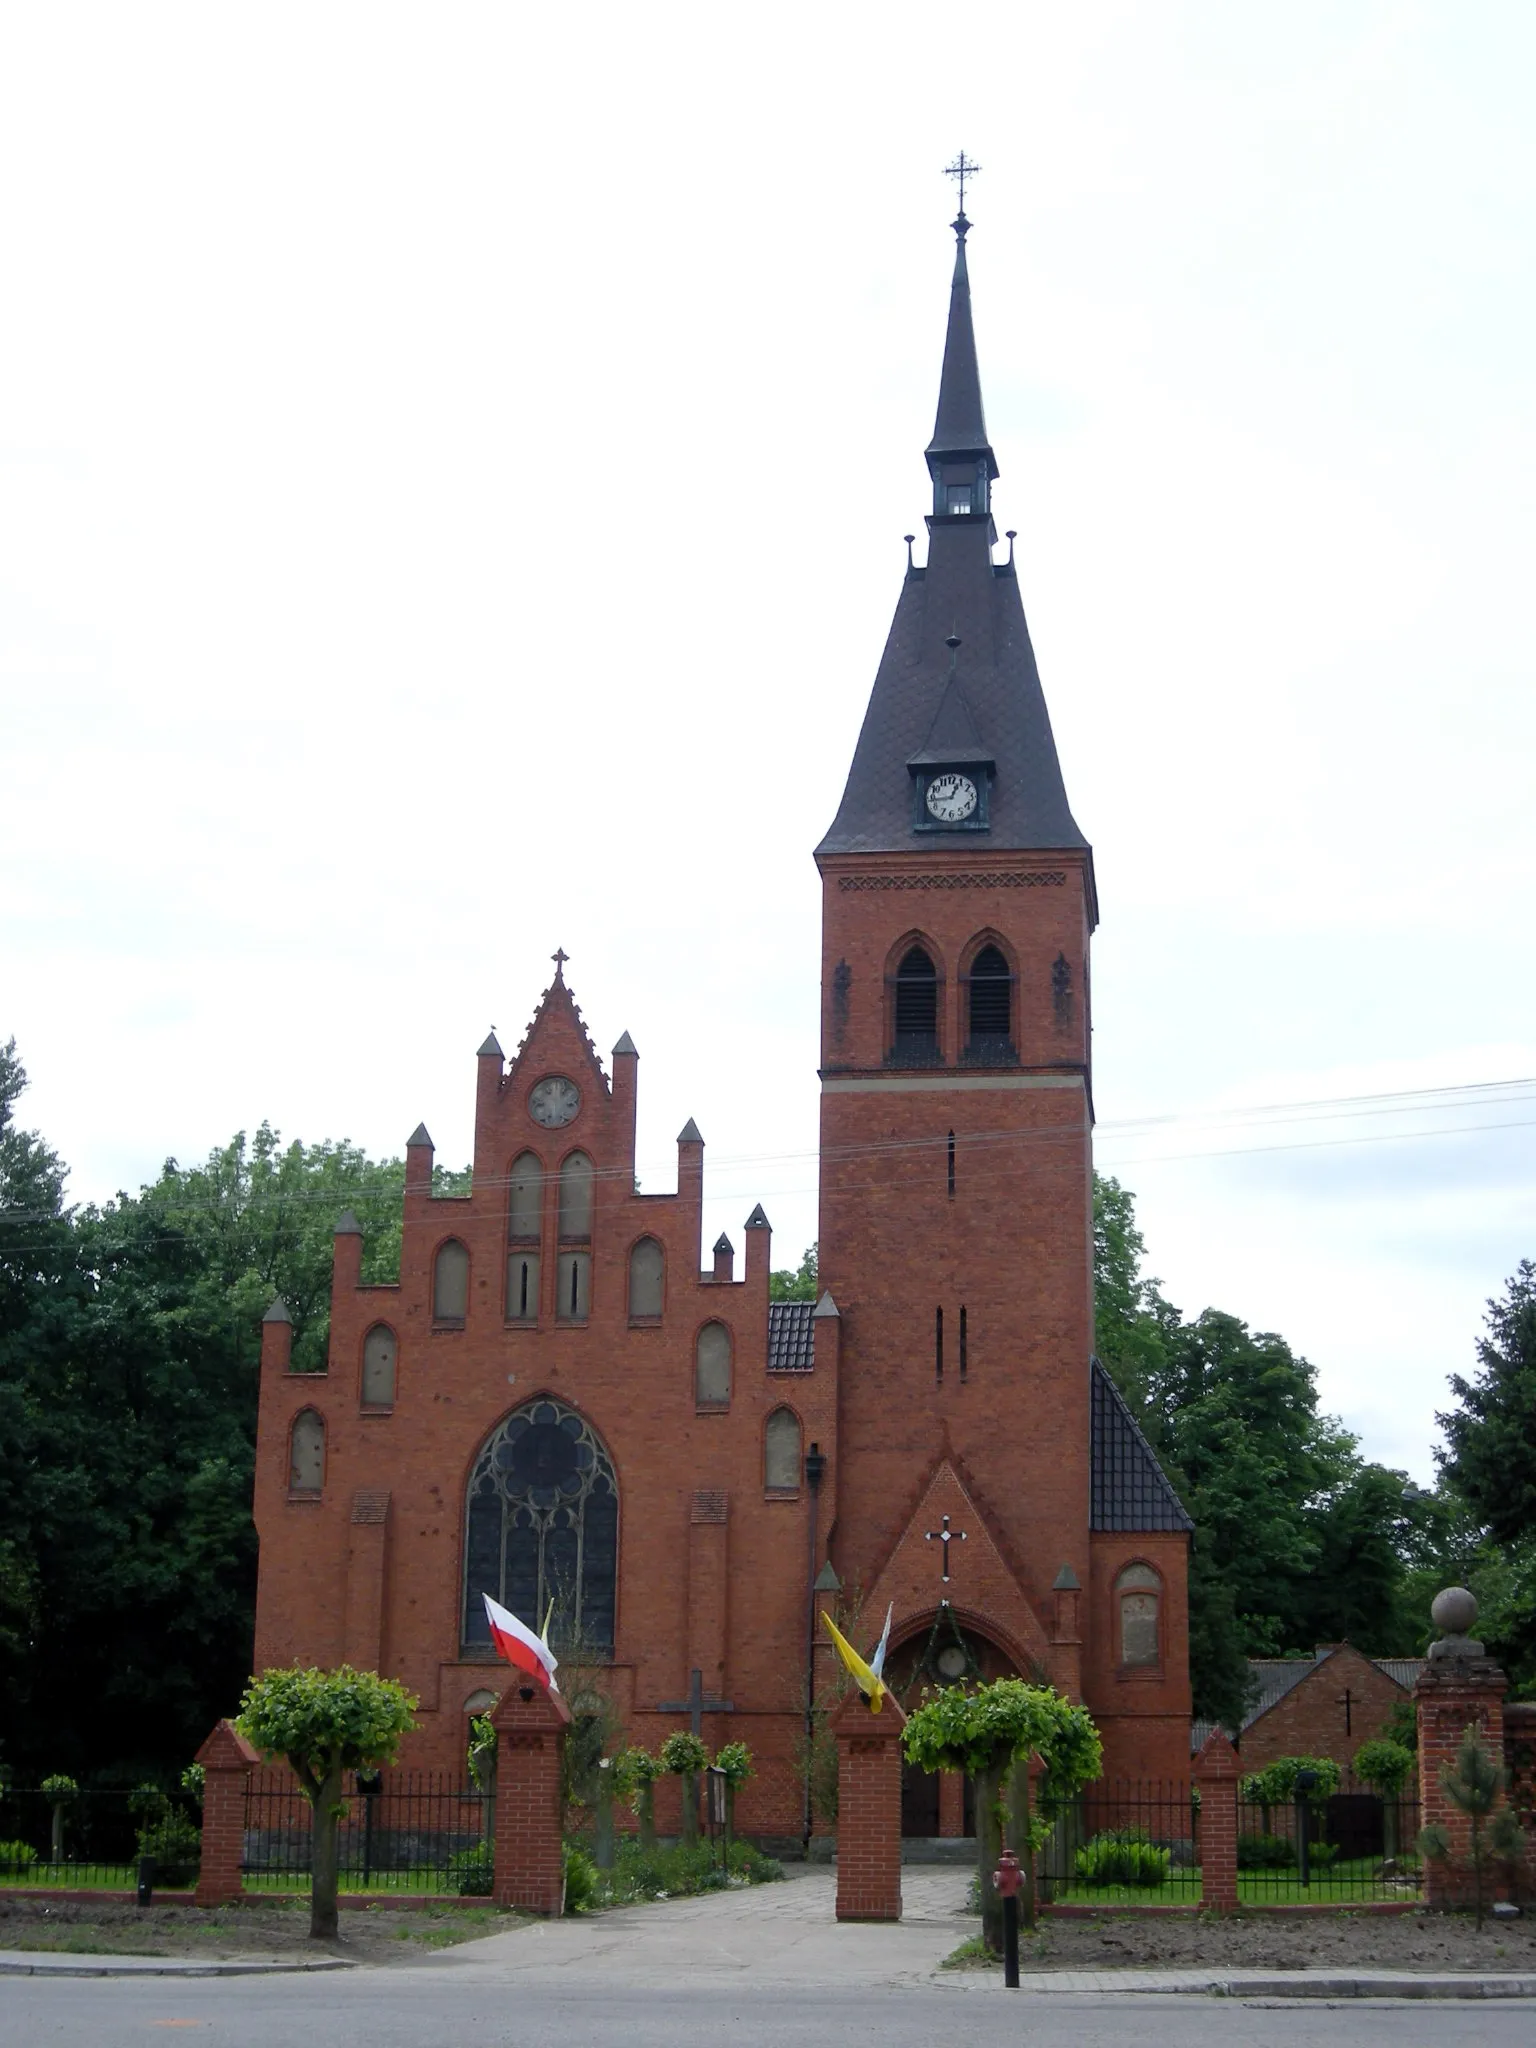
left=767, top=1300, right=816, bottom=1373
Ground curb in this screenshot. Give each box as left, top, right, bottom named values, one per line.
left=1004, top=1971, right=1536, bottom=2000
left=0, top=1953, right=357, bottom=1977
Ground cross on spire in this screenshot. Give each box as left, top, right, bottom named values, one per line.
left=551, top=948, right=569, bottom=979
left=924, top=1512, right=967, bottom=1583
left=944, top=150, right=981, bottom=218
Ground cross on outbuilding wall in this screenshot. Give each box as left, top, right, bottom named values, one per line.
left=1337, top=1687, right=1356, bottom=1737
left=925, top=1513, right=967, bottom=1583
left=657, top=1667, right=734, bottom=1738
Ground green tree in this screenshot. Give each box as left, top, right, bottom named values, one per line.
left=237, top=1664, right=417, bottom=1938
left=1092, top=1175, right=1177, bottom=1414
left=903, top=1681, right=1101, bottom=1947
left=1418, top=1724, right=1522, bottom=1926
left=1353, top=1737, right=1415, bottom=1857
left=769, top=1243, right=818, bottom=1303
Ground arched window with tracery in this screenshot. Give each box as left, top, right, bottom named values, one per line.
left=628, top=1236, right=664, bottom=1319
left=892, top=944, right=939, bottom=1064
left=461, top=1398, right=618, bottom=1657
left=695, top=1321, right=732, bottom=1408
left=1116, top=1562, right=1161, bottom=1668
left=764, top=1407, right=801, bottom=1491
left=289, top=1408, right=325, bottom=1494
left=433, top=1238, right=469, bottom=1323
left=966, top=943, right=1014, bottom=1059
left=361, top=1324, right=397, bottom=1409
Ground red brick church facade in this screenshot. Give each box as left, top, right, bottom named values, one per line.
left=251, top=209, right=1193, bottom=1834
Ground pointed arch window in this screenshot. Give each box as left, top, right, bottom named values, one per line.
left=892, top=945, right=939, bottom=1065
left=628, top=1236, right=664, bottom=1320
left=289, top=1409, right=325, bottom=1494
left=361, top=1325, right=397, bottom=1409
left=695, top=1321, right=732, bottom=1409
left=433, top=1239, right=469, bottom=1325
left=558, top=1153, right=593, bottom=1240
left=461, top=1398, right=618, bottom=1658
left=764, top=1407, right=801, bottom=1492
left=508, top=1152, right=542, bottom=1241
left=1116, top=1562, right=1161, bottom=1669
left=966, top=943, right=1014, bottom=1061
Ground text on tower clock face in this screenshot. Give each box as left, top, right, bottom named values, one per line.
left=529, top=1076, right=581, bottom=1128
left=925, top=772, right=978, bottom=823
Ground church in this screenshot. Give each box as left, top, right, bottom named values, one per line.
left=251, top=201, right=1195, bottom=1839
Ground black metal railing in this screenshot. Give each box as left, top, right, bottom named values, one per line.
left=1236, top=1787, right=1421, bottom=1901
left=0, top=1788, right=159, bottom=1888
left=242, top=1771, right=489, bottom=1894
left=1036, top=1780, right=1202, bottom=1904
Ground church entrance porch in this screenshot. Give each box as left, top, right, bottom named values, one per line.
left=884, top=1610, right=1010, bottom=1848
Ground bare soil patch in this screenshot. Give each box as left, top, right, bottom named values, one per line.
left=956, top=1908, right=1536, bottom=1974
left=0, top=1893, right=527, bottom=1965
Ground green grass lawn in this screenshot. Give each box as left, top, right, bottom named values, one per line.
left=1047, top=1853, right=1420, bottom=1909
left=1, top=1865, right=467, bottom=1896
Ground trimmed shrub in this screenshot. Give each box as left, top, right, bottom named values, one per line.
left=1237, top=1833, right=1296, bottom=1869
left=450, top=1840, right=494, bottom=1896
left=563, top=1842, right=599, bottom=1914
left=135, top=1813, right=202, bottom=1885
left=0, top=1839, right=38, bottom=1873
left=1073, top=1827, right=1171, bottom=1889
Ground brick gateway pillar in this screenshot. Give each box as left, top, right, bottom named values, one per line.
left=1415, top=1587, right=1509, bottom=1911
left=1192, top=1727, right=1241, bottom=1914
left=491, top=1679, right=572, bottom=1914
left=194, top=1719, right=261, bottom=1907
left=833, top=1688, right=907, bottom=1922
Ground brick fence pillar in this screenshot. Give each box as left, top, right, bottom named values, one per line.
left=194, top=1719, right=260, bottom=1907
left=1193, top=1728, right=1240, bottom=1914
left=491, top=1679, right=572, bottom=1914
left=833, top=1688, right=907, bottom=1922
left=1415, top=1603, right=1508, bottom=1911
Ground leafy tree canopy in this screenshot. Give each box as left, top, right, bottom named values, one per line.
left=769, top=1243, right=818, bottom=1302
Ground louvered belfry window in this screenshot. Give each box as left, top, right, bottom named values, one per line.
left=967, top=944, right=1013, bottom=1054
left=893, top=946, right=939, bottom=1062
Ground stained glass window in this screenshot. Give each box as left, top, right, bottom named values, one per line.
left=461, top=1399, right=618, bottom=1658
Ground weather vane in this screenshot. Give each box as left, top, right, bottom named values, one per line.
left=944, top=151, right=981, bottom=216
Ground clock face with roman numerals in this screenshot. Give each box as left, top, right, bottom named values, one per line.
left=529, top=1076, right=581, bottom=1128
left=925, top=772, right=979, bottom=823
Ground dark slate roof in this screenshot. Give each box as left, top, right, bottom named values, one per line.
left=768, top=1300, right=816, bottom=1372
left=818, top=225, right=1087, bottom=864
left=926, top=220, right=995, bottom=471
left=1089, top=1360, right=1194, bottom=1533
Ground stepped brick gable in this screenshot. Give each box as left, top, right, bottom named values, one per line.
left=249, top=204, right=1193, bottom=1835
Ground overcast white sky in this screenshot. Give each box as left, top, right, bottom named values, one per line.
left=3, top=3, right=1533, bottom=1483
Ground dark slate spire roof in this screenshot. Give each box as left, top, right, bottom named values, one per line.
left=817, top=219, right=1089, bottom=863
left=926, top=215, right=996, bottom=475
left=1089, top=1360, right=1194, bottom=1534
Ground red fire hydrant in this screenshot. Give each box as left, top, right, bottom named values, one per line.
left=993, top=1847, right=1022, bottom=1988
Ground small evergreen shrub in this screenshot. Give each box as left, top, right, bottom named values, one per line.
left=135, top=1813, right=202, bottom=1885
left=563, top=1842, right=599, bottom=1914
left=0, top=1840, right=38, bottom=1873
left=1073, top=1827, right=1171, bottom=1889
left=1237, top=1833, right=1296, bottom=1869
left=450, top=1840, right=494, bottom=1896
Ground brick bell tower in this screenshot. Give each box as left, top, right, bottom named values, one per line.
left=815, top=198, right=1191, bottom=1779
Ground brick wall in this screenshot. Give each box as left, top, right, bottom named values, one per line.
left=491, top=1683, right=570, bottom=1914
left=1240, top=1646, right=1411, bottom=1774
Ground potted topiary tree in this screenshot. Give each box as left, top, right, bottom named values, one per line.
left=1352, top=1737, right=1415, bottom=1861
left=614, top=1746, right=662, bottom=1851
left=40, top=1776, right=78, bottom=1868
left=659, top=1732, right=709, bottom=1848
left=713, top=1741, right=754, bottom=1858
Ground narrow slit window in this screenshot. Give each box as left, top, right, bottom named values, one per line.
left=947, top=1129, right=955, bottom=1198
left=506, top=1251, right=539, bottom=1323
left=555, top=1250, right=590, bottom=1321
left=959, top=1305, right=968, bottom=1382
left=935, top=1306, right=944, bottom=1384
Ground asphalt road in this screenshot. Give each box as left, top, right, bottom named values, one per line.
left=3, top=1977, right=1535, bottom=2048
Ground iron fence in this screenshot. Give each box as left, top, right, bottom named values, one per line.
left=0, top=1788, right=150, bottom=1888
left=242, top=1771, right=489, bottom=1893
left=1236, top=1787, right=1420, bottom=1901
left=1036, top=1780, right=1202, bottom=1904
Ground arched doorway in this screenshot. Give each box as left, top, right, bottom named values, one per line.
left=883, top=1612, right=1022, bottom=1839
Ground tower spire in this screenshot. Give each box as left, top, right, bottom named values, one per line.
left=926, top=157, right=999, bottom=517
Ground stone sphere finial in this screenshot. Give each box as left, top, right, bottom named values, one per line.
left=1431, top=1586, right=1478, bottom=1636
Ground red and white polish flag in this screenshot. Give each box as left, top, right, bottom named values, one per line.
left=482, top=1594, right=560, bottom=1693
